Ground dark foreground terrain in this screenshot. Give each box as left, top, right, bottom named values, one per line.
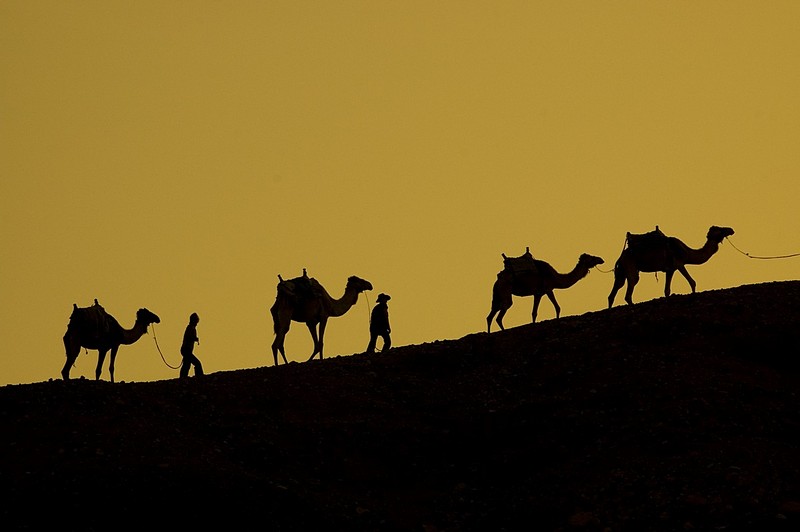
left=2, top=281, right=800, bottom=531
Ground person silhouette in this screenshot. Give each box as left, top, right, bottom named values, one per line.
left=180, top=312, right=204, bottom=378
left=366, top=293, right=391, bottom=354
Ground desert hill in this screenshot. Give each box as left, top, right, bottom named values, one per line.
left=2, top=281, right=800, bottom=531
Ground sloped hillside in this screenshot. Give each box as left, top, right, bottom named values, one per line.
left=2, top=281, right=800, bottom=531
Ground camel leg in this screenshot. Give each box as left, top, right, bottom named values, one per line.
left=608, top=267, right=626, bottom=308
left=271, top=321, right=290, bottom=365
left=677, top=265, right=697, bottom=293
left=531, top=295, right=542, bottom=323
left=488, top=282, right=512, bottom=332
left=62, top=334, right=78, bottom=380
left=95, top=349, right=108, bottom=381
left=487, top=303, right=509, bottom=333
left=317, top=319, right=327, bottom=359
left=271, top=333, right=281, bottom=365
left=61, top=356, right=76, bottom=381
left=271, top=331, right=289, bottom=365
left=306, top=323, right=321, bottom=361
left=270, top=338, right=278, bottom=365
left=270, top=310, right=291, bottom=365
left=486, top=286, right=499, bottom=332
left=545, top=291, right=561, bottom=319
left=624, top=272, right=639, bottom=306
left=276, top=344, right=289, bottom=365
left=486, top=309, right=497, bottom=333
left=496, top=308, right=507, bottom=331
left=664, top=270, right=675, bottom=297
left=108, top=346, right=119, bottom=383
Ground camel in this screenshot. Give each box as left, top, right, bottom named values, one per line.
left=486, top=253, right=605, bottom=333
left=62, top=299, right=161, bottom=382
left=607, top=225, right=735, bottom=308
left=269, top=270, right=373, bottom=365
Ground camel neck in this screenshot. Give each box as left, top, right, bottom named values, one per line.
left=326, top=289, right=360, bottom=317
left=684, top=240, right=720, bottom=265
left=121, top=321, right=148, bottom=345
left=553, top=265, right=591, bottom=290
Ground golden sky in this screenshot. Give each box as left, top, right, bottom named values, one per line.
left=2, top=1, right=798, bottom=386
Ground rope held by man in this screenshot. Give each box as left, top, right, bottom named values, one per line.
left=150, top=323, right=182, bottom=369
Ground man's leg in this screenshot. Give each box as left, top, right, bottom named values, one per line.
left=193, top=355, right=204, bottom=376
left=366, top=333, right=377, bottom=354
left=382, top=332, right=391, bottom=351
left=179, top=357, right=190, bottom=378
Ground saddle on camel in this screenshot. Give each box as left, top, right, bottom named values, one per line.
left=67, top=299, right=118, bottom=343
left=625, top=225, right=669, bottom=253
left=276, top=268, right=322, bottom=302
left=501, top=246, right=538, bottom=275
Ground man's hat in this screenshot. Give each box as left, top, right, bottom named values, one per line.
left=376, top=293, right=391, bottom=302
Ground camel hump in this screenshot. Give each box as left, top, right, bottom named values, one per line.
left=626, top=226, right=667, bottom=250
left=502, top=247, right=537, bottom=274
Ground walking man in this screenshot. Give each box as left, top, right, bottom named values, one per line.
left=180, top=312, right=204, bottom=378
left=366, top=293, right=391, bottom=354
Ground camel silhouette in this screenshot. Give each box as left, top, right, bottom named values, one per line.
left=269, top=270, right=373, bottom=365
left=62, top=299, right=160, bottom=382
left=608, top=225, right=735, bottom=307
left=487, top=252, right=604, bottom=333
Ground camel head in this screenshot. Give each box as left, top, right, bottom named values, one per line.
left=346, top=276, right=373, bottom=294
left=707, top=226, right=735, bottom=243
left=578, top=253, right=605, bottom=269
left=136, top=308, right=161, bottom=326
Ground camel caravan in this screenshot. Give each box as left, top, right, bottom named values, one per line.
left=61, top=225, right=734, bottom=381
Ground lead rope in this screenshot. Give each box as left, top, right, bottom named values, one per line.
left=363, top=292, right=373, bottom=326
left=594, top=234, right=628, bottom=274
left=150, top=323, right=181, bottom=370
left=725, top=237, right=800, bottom=260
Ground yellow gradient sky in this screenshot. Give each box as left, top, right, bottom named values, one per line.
left=2, top=1, right=798, bottom=386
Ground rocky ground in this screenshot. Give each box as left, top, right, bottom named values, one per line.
left=2, top=281, right=800, bottom=531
